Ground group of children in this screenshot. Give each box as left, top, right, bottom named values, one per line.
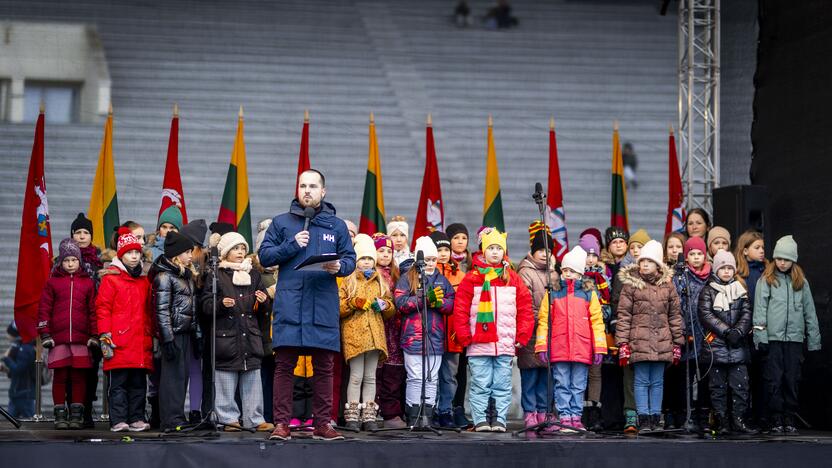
left=32, top=205, right=821, bottom=438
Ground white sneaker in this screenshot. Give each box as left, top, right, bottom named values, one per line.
left=110, top=422, right=130, bottom=432
left=129, top=421, right=150, bottom=432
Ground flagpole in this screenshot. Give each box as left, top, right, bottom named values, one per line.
left=34, top=102, right=47, bottom=422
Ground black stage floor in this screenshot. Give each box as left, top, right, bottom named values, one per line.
left=3, top=421, right=832, bottom=468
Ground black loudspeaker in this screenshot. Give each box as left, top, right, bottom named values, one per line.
left=713, top=185, right=770, bottom=243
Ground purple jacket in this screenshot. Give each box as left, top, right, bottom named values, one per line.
left=394, top=270, right=454, bottom=356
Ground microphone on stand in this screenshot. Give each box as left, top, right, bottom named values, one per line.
left=533, top=182, right=546, bottom=211
left=303, top=206, right=316, bottom=232
left=209, top=246, right=219, bottom=267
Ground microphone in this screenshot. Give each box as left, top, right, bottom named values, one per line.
left=209, top=246, right=219, bottom=268
left=415, top=250, right=425, bottom=270
left=675, top=252, right=686, bottom=272
left=303, top=206, right=316, bottom=232
left=532, top=182, right=545, bottom=208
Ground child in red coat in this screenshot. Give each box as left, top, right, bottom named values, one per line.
left=38, top=239, right=97, bottom=429
left=96, top=228, right=154, bottom=432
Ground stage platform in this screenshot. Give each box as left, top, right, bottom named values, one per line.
left=3, top=421, right=832, bottom=468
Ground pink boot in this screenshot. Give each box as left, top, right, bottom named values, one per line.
left=523, top=412, right=539, bottom=439
left=541, top=413, right=559, bottom=435
left=559, top=416, right=578, bottom=434
left=571, top=415, right=587, bottom=432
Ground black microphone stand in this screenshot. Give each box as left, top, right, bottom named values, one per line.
left=514, top=184, right=582, bottom=437
left=676, top=257, right=703, bottom=434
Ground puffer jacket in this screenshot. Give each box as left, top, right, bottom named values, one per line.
left=516, top=254, right=558, bottom=368
left=673, top=266, right=709, bottom=361
left=453, top=256, right=534, bottom=357
left=615, top=264, right=685, bottom=363
left=753, top=271, right=821, bottom=351
left=534, top=278, right=607, bottom=365
left=437, top=261, right=466, bottom=353
left=37, top=267, right=97, bottom=345
left=394, top=270, right=455, bottom=355
left=201, top=267, right=270, bottom=371
left=378, top=266, right=403, bottom=365
left=95, top=257, right=154, bottom=372
left=149, top=255, right=200, bottom=344
left=339, top=269, right=394, bottom=362
left=697, top=276, right=753, bottom=364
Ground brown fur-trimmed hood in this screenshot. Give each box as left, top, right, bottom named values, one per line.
left=617, top=262, right=674, bottom=289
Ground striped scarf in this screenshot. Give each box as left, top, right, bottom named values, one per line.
left=474, top=266, right=503, bottom=343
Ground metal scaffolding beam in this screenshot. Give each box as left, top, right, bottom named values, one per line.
left=678, top=0, right=720, bottom=213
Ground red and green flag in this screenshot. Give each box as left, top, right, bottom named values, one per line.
left=482, top=116, right=505, bottom=231
left=159, top=104, right=188, bottom=225
left=359, top=113, right=386, bottom=235
left=545, top=118, right=568, bottom=260
left=411, top=114, right=444, bottom=250
left=295, top=110, right=310, bottom=191
left=665, top=126, right=686, bottom=235
left=88, top=104, right=120, bottom=249
left=610, top=121, right=629, bottom=230
left=217, top=106, right=252, bottom=246
left=14, top=105, right=53, bottom=342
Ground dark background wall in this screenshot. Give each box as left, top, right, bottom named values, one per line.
left=752, top=0, right=832, bottom=428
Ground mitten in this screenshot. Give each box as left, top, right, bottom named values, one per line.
left=350, top=297, right=368, bottom=311
left=592, top=353, right=604, bottom=366
left=427, top=286, right=445, bottom=307
left=537, top=352, right=549, bottom=364
left=618, top=342, right=631, bottom=367
left=41, top=335, right=55, bottom=349
left=370, top=298, right=386, bottom=313
left=724, top=328, right=743, bottom=347
left=672, top=344, right=682, bottom=366
left=99, top=332, right=116, bottom=360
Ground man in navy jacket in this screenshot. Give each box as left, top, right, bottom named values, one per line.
left=258, top=169, right=355, bottom=440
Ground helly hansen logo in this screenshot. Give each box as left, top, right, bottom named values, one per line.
left=323, top=234, right=336, bottom=243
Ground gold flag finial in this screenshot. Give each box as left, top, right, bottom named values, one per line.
left=669, top=123, right=674, bottom=135
left=370, top=112, right=375, bottom=124
left=427, top=113, right=432, bottom=126
left=488, top=114, right=493, bottom=127
left=173, top=103, right=179, bottom=118
left=304, top=109, right=309, bottom=122
left=39, top=100, right=45, bottom=114
left=613, top=119, right=619, bottom=131
left=108, top=102, right=113, bottom=115
left=549, top=117, right=555, bottom=130
left=238, top=105, right=244, bottom=118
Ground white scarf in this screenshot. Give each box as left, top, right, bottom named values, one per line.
left=709, top=280, right=747, bottom=311
left=219, top=258, right=252, bottom=286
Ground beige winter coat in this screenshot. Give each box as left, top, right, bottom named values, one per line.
left=339, top=271, right=394, bottom=362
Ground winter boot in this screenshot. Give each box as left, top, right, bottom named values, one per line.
left=405, top=404, right=421, bottom=427
left=637, top=414, right=652, bottom=433
left=420, top=404, right=435, bottom=428
left=54, top=404, right=69, bottom=430
left=361, top=401, right=380, bottom=432
left=583, top=404, right=603, bottom=432
left=435, top=410, right=455, bottom=428
left=188, top=410, right=202, bottom=424
left=344, top=402, right=361, bottom=432
left=452, top=406, right=472, bottom=428
left=541, top=413, right=559, bottom=434
left=68, top=403, right=85, bottom=430
left=570, top=415, right=587, bottom=432
left=731, top=415, right=759, bottom=435
left=712, top=413, right=729, bottom=436
left=651, top=414, right=663, bottom=433
left=623, top=409, right=638, bottom=434
left=558, top=416, right=578, bottom=434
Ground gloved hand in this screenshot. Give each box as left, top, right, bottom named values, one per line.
left=99, top=333, right=116, bottom=360
left=672, top=345, right=682, bottom=366
left=41, top=335, right=55, bottom=349
left=370, top=298, right=386, bottom=313
left=350, top=297, right=370, bottom=311
left=427, top=286, right=445, bottom=307
left=592, top=353, right=604, bottom=366
left=87, top=337, right=100, bottom=348
left=757, top=342, right=769, bottom=354
left=724, top=328, right=743, bottom=348
left=537, top=352, right=549, bottom=364
left=163, top=340, right=178, bottom=361
left=618, top=343, right=631, bottom=367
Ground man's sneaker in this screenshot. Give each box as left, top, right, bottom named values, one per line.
left=490, top=421, right=507, bottom=432
left=110, top=422, right=129, bottom=432
left=128, top=421, right=150, bottom=432
left=269, top=423, right=292, bottom=440
left=312, top=423, right=345, bottom=441
left=474, top=421, right=492, bottom=432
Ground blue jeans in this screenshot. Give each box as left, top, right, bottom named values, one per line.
left=437, top=352, right=460, bottom=412
left=634, top=361, right=666, bottom=415
left=8, top=397, right=35, bottom=418
left=520, top=367, right=548, bottom=412
left=468, top=355, right=513, bottom=425
left=552, top=362, right=588, bottom=417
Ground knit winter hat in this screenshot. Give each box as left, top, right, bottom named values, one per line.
left=117, top=227, right=142, bottom=258
left=481, top=228, right=508, bottom=253
left=414, top=236, right=439, bottom=259
left=353, top=234, right=377, bottom=263
left=628, top=229, right=651, bottom=247
left=56, top=238, right=82, bottom=266
left=578, top=234, right=601, bottom=256
left=157, top=205, right=183, bottom=230
left=209, top=222, right=235, bottom=237
left=684, top=236, right=707, bottom=258
left=445, top=223, right=469, bottom=241
left=387, top=217, right=409, bottom=238
left=181, top=219, right=208, bottom=248
left=580, top=228, right=604, bottom=250
left=638, top=240, right=665, bottom=267
left=164, top=231, right=194, bottom=258
left=712, top=249, right=737, bottom=274
left=429, top=231, right=451, bottom=250
left=561, top=246, right=587, bottom=274
left=707, top=226, right=731, bottom=250
left=773, top=235, right=798, bottom=262
left=530, top=228, right=554, bottom=254
left=254, top=218, right=272, bottom=253
left=372, top=232, right=393, bottom=250
left=217, top=232, right=249, bottom=259
left=70, top=213, right=93, bottom=235
left=605, top=226, right=629, bottom=246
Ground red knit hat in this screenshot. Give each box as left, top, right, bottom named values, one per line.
left=117, top=227, right=142, bottom=258
left=684, top=236, right=707, bottom=258
left=372, top=232, right=393, bottom=250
